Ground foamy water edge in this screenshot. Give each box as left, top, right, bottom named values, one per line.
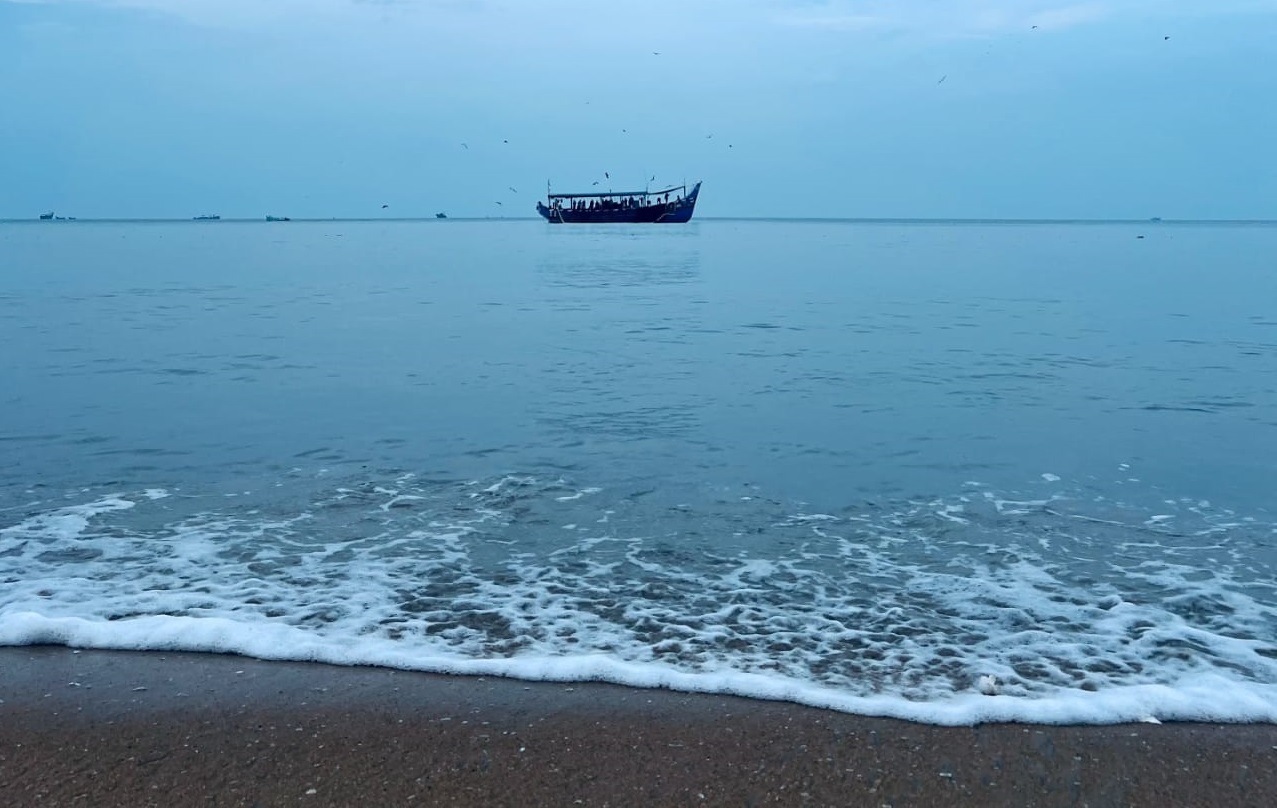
left=3, top=479, right=1275, bottom=726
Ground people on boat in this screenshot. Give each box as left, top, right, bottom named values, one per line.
left=546, top=188, right=687, bottom=215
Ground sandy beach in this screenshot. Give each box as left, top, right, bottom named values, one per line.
left=1, top=647, right=1274, bottom=807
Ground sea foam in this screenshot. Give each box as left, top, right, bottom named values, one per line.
left=3, top=476, right=1276, bottom=726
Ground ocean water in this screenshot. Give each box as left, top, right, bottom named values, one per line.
left=2, top=218, right=1276, bottom=725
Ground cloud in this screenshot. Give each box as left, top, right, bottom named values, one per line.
left=16, top=0, right=1277, bottom=37
left=771, top=0, right=1277, bottom=38
left=5, top=0, right=391, bottom=29
left=10, top=0, right=731, bottom=31
left=772, top=12, right=887, bottom=32
left=771, top=1, right=1113, bottom=37
left=1026, top=3, right=1109, bottom=31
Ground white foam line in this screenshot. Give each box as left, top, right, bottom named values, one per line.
left=3, top=612, right=1275, bottom=726
left=6, top=481, right=1277, bottom=728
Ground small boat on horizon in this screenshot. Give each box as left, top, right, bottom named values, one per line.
left=265, top=215, right=291, bottom=222
left=193, top=214, right=221, bottom=221
left=39, top=211, right=54, bottom=220
left=537, top=182, right=701, bottom=224
left=436, top=212, right=447, bottom=219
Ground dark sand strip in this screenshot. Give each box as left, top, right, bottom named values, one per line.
left=2, top=647, right=1275, bottom=807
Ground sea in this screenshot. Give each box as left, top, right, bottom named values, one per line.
left=2, top=218, right=1276, bottom=725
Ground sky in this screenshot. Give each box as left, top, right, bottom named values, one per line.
left=1, top=0, right=1275, bottom=219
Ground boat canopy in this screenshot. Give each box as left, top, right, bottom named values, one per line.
left=547, top=185, right=686, bottom=200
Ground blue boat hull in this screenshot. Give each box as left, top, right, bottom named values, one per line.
left=538, top=182, right=700, bottom=224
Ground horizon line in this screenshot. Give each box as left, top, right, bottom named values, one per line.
left=3, top=216, right=1276, bottom=225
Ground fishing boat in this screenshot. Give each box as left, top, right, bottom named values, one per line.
left=193, top=214, right=221, bottom=221
left=38, top=211, right=54, bottom=220
left=436, top=212, right=447, bottom=219
left=265, top=215, right=290, bottom=222
left=537, top=182, right=701, bottom=224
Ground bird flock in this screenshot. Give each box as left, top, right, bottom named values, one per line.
left=386, top=31, right=1174, bottom=216
left=374, top=47, right=739, bottom=217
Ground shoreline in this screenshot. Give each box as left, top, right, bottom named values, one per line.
left=3, top=648, right=1276, bottom=806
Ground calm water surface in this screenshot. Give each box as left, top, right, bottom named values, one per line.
left=2, top=220, right=1275, bottom=724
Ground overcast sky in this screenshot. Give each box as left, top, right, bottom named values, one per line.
left=2, top=0, right=1275, bottom=219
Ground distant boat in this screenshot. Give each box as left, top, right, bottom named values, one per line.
left=39, top=211, right=54, bottom=220
left=1150, top=217, right=1163, bottom=222
left=265, top=215, right=291, bottom=222
left=537, top=182, right=701, bottom=224
left=193, top=214, right=221, bottom=221
left=436, top=212, right=448, bottom=219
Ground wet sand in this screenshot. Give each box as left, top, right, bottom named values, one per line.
left=2, top=647, right=1275, bottom=807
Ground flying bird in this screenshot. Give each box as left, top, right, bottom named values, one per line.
left=461, top=142, right=468, bottom=149
left=381, top=204, right=389, bottom=209
left=1164, top=35, right=1170, bottom=40
left=502, top=139, right=508, bottom=144
left=604, top=172, right=609, bottom=179
left=938, top=75, right=947, bottom=84
left=592, top=181, right=600, bottom=186
left=650, top=175, right=656, bottom=182
left=508, top=186, right=518, bottom=193
left=653, top=51, right=660, bottom=56
left=494, top=201, right=503, bottom=206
